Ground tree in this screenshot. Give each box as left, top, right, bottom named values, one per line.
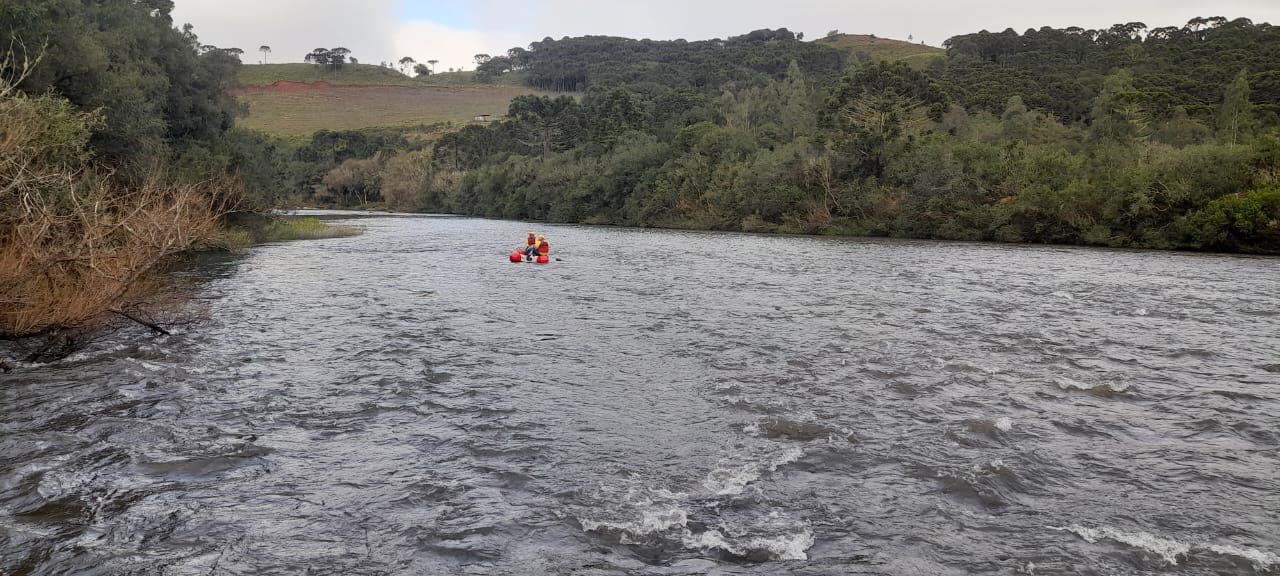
left=329, top=47, right=351, bottom=71
left=398, top=56, right=417, bottom=75
left=381, top=150, right=437, bottom=211
left=0, top=0, right=241, bottom=167
left=259, top=45, right=271, bottom=64
left=474, top=53, right=491, bottom=66
left=584, top=87, right=649, bottom=148
left=427, top=59, right=439, bottom=73
left=780, top=60, right=816, bottom=139
left=305, top=48, right=330, bottom=67
left=508, top=95, right=584, bottom=156
left=825, top=61, right=949, bottom=178
left=1218, top=69, right=1253, bottom=145
left=306, top=47, right=350, bottom=73
left=1089, top=69, right=1148, bottom=142
left=507, top=47, right=529, bottom=70
left=414, top=63, right=431, bottom=77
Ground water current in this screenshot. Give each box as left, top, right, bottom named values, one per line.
left=2, top=214, right=1278, bottom=575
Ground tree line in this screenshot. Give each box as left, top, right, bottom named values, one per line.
left=475, top=28, right=844, bottom=92
left=312, top=20, right=1280, bottom=253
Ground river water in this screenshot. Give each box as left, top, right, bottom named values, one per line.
left=2, top=214, right=1279, bottom=575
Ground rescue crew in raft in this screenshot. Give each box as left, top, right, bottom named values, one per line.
left=524, top=234, right=550, bottom=261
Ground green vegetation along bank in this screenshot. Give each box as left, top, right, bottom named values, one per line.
left=318, top=22, right=1280, bottom=254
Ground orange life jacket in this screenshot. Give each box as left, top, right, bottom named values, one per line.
left=537, top=240, right=550, bottom=255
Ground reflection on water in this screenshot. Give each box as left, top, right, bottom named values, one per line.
left=2, top=214, right=1278, bottom=575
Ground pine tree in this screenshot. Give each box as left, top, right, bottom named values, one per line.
left=781, top=60, right=816, bottom=139
left=1218, top=69, right=1253, bottom=146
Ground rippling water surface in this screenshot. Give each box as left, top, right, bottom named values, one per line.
left=3, top=214, right=1279, bottom=575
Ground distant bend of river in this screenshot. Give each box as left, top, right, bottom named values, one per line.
left=2, top=213, right=1278, bottom=575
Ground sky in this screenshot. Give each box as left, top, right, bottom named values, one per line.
left=172, top=0, right=1280, bottom=72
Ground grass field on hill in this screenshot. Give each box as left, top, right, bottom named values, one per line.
left=816, top=34, right=945, bottom=68
left=233, top=83, right=537, bottom=136
left=238, top=64, right=529, bottom=88
left=239, top=63, right=418, bottom=86
left=414, top=70, right=530, bottom=87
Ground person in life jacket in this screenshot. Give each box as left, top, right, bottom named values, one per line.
left=524, top=234, right=550, bottom=260
left=525, top=231, right=537, bottom=247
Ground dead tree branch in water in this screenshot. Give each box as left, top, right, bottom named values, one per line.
left=107, top=307, right=171, bottom=335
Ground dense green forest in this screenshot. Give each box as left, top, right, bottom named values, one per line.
left=475, top=28, right=846, bottom=92
left=313, top=19, right=1279, bottom=253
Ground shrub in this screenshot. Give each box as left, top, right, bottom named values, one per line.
left=0, top=81, right=232, bottom=341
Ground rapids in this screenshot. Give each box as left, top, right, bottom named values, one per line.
left=2, top=214, right=1278, bottom=575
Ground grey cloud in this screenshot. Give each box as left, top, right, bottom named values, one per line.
left=474, top=0, right=1280, bottom=48
left=172, top=0, right=400, bottom=64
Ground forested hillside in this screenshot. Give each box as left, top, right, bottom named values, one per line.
left=939, top=18, right=1280, bottom=123
left=476, top=29, right=847, bottom=92
left=341, top=19, right=1280, bottom=253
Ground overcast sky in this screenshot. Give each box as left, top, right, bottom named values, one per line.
left=173, top=0, right=1280, bottom=72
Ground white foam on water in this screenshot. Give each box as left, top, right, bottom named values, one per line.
left=1053, top=377, right=1091, bottom=391
left=1135, top=308, right=1148, bottom=316
left=1050, top=524, right=1279, bottom=570
left=130, top=359, right=171, bottom=373
left=578, top=451, right=811, bottom=562
left=578, top=485, right=691, bottom=537
left=1106, top=381, right=1132, bottom=393
left=16, top=343, right=130, bottom=368
left=1051, top=291, right=1075, bottom=300
left=578, top=504, right=690, bottom=536
left=702, top=447, right=803, bottom=496
left=682, top=527, right=815, bottom=561
left=1051, top=524, right=1189, bottom=565
left=995, top=417, right=1013, bottom=432
left=1054, top=377, right=1130, bottom=394
left=1206, top=544, right=1280, bottom=571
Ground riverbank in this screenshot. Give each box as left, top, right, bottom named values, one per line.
left=0, top=212, right=362, bottom=364
left=219, top=215, right=364, bottom=248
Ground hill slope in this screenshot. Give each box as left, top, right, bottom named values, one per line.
left=233, top=81, right=536, bottom=136
left=816, top=34, right=945, bottom=68
left=239, top=63, right=418, bottom=86
left=234, top=65, right=539, bottom=136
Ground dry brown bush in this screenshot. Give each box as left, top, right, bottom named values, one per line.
left=0, top=73, right=237, bottom=347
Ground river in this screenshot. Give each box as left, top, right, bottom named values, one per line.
left=2, top=214, right=1278, bottom=575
